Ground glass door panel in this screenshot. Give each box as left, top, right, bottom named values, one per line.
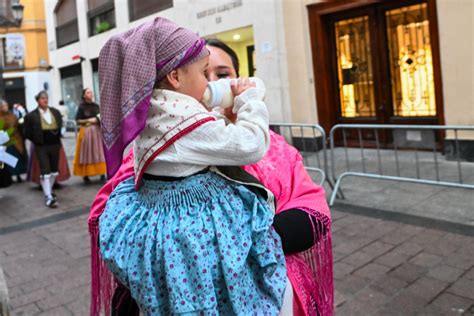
left=334, top=16, right=376, bottom=118
left=386, top=3, right=436, bottom=117
left=61, top=75, right=83, bottom=120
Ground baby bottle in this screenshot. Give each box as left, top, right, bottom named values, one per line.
left=202, top=79, right=234, bottom=109
left=202, top=77, right=264, bottom=109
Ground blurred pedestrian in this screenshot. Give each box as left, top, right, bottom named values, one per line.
left=57, top=100, right=69, bottom=131
left=0, top=100, right=27, bottom=182
left=23, top=91, right=62, bottom=207
left=72, top=88, right=106, bottom=183
left=12, top=103, right=27, bottom=121
left=27, top=143, right=70, bottom=187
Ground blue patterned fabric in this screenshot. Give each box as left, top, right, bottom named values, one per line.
left=99, top=171, right=286, bottom=315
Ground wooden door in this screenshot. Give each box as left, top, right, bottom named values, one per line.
left=309, top=0, right=444, bottom=145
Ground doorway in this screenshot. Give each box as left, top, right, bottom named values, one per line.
left=205, top=26, right=255, bottom=77
left=60, top=63, right=83, bottom=120
left=308, top=0, right=444, bottom=144
left=4, top=77, right=26, bottom=108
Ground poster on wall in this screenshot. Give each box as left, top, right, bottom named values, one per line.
left=5, top=34, right=25, bottom=69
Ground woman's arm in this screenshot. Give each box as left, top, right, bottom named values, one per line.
left=273, top=209, right=327, bottom=254
left=271, top=143, right=331, bottom=254
left=75, top=106, right=98, bottom=125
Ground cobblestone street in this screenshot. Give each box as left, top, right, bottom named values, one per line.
left=0, top=134, right=473, bottom=315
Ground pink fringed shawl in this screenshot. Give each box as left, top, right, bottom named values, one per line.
left=88, top=150, right=134, bottom=316
left=88, top=130, right=333, bottom=315
left=243, top=131, right=333, bottom=316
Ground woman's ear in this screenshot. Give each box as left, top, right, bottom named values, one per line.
left=164, top=70, right=180, bottom=89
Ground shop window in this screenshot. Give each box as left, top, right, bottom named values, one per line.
left=129, top=0, right=172, bottom=22
left=88, top=0, right=115, bottom=36
left=55, top=0, right=79, bottom=48
left=0, top=0, right=13, bottom=20
left=60, top=64, right=83, bottom=120
left=3, top=77, right=26, bottom=109
left=0, top=34, right=25, bottom=70
left=91, top=59, right=100, bottom=104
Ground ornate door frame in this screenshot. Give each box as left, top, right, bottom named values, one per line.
left=308, top=0, right=444, bottom=135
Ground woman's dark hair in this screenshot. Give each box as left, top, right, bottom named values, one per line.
left=35, top=91, right=48, bottom=101
left=205, top=38, right=240, bottom=77
left=82, top=88, right=91, bottom=100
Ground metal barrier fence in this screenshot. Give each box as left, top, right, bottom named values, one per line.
left=328, top=124, right=474, bottom=206
left=270, top=123, right=332, bottom=188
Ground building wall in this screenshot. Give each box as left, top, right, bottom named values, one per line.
left=45, top=0, right=292, bottom=122
left=284, top=0, right=474, bottom=136
left=4, top=71, right=49, bottom=111
left=44, top=0, right=474, bottom=133
left=282, top=0, right=319, bottom=125
left=0, top=0, right=49, bottom=110
left=176, top=0, right=292, bottom=122
left=436, top=0, right=474, bottom=139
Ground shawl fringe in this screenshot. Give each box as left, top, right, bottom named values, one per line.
left=287, top=211, right=333, bottom=316
left=89, top=221, right=116, bottom=316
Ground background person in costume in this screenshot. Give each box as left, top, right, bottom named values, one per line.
left=27, top=101, right=70, bottom=187
left=0, top=123, right=16, bottom=189
left=0, top=100, right=27, bottom=183
left=27, top=143, right=70, bottom=187
left=96, top=17, right=287, bottom=315
left=12, top=103, right=27, bottom=121
left=73, top=88, right=106, bottom=183
left=0, top=157, right=12, bottom=189
left=90, top=39, right=333, bottom=316
left=57, top=100, right=69, bottom=127
left=23, top=91, right=62, bottom=208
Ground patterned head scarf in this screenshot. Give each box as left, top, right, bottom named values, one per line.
left=99, top=17, right=209, bottom=177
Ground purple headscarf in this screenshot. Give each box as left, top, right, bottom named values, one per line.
left=99, top=17, right=209, bottom=178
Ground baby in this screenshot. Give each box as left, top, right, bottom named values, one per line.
left=98, top=17, right=286, bottom=315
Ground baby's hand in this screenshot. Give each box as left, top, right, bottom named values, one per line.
left=230, top=78, right=256, bottom=97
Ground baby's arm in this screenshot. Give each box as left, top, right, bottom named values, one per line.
left=174, top=82, right=269, bottom=166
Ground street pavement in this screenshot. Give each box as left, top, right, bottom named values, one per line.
left=305, top=147, right=474, bottom=226
left=0, top=133, right=473, bottom=315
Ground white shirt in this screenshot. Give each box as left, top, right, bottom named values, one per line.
left=39, top=107, right=52, bottom=125
left=145, top=85, right=269, bottom=177
left=57, top=105, right=69, bottom=124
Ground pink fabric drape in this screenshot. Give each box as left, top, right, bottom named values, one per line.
left=88, top=131, right=333, bottom=316
left=88, top=150, right=134, bottom=316
left=243, top=131, right=333, bottom=316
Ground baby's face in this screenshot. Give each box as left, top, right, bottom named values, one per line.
left=176, top=56, right=209, bottom=103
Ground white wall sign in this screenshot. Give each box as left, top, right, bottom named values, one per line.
left=261, top=42, right=272, bottom=54
left=196, top=0, right=242, bottom=19
left=5, top=34, right=25, bottom=68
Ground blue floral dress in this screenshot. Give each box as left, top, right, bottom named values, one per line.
left=99, top=171, right=287, bottom=315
